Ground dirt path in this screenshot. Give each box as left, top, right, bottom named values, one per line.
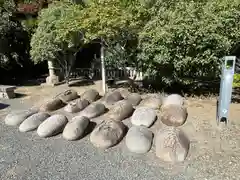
left=1, top=83, right=240, bottom=179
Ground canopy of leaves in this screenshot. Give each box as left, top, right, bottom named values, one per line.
left=0, top=0, right=30, bottom=69
left=138, top=0, right=240, bottom=86
left=30, top=0, right=144, bottom=64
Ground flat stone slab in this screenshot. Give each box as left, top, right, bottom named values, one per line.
left=107, top=100, right=134, bottom=121
left=131, top=107, right=157, bottom=127
left=64, top=98, right=89, bottom=113
left=125, top=126, right=153, bottom=154
left=5, top=109, right=38, bottom=126
left=155, top=127, right=190, bottom=163
left=63, top=116, right=90, bottom=141
left=19, top=112, right=50, bottom=132
left=37, top=114, right=68, bottom=138
left=0, top=85, right=17, bottom=99
left=161, top=104, right=188, bottom=127
left=79, top=103, right=106, bottom=119
left=90, top=119, right=126, bottom=149
left=80, top=89, right=100, bottom=103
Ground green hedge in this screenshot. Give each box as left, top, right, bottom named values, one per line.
left=138, top=0, right=240, bottom=86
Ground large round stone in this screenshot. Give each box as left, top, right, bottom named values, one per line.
left=126, top=93, right=142, bottom=106
left=5, top=109, right=38, bottom=126
left=59, top=89, right=79, bottom=103
left=37, top=114, right=68, bottom=138
left=90, top=119, right=126, bottom=149
left=131, top=107, right=157, bottom=127
left=138, top=96, right=162, bottom=109
left=107, top=100, right=134, bottom=121
left=155, top=127, right=190, bottom=163
left=64, top=98, right=89, bottom=113
left=125, top=126, right=153, bottom=154
left=81, top=89, right=99, bottom=103
left=79, top=103, right=106, bottom=119
left=161, top=104, right=187, bottom=127
left=63, top=116, right=89, bottom=141
left=104, top=91, right=123, bottom=105
left=19, top=112, right=50, bottom=132
left=39, top=98, right=66, bottom=112
left=163, top=94, right=184, bottom=107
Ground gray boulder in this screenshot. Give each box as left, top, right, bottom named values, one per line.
left=161, top=104, right=187, bottom=127
left=163, top=94, right=184, bottom=107
left=63, top=116, right=89, bottom=141
left=155, top=127, right=190, bottom=163
left=126, top=93, right=142, bottom=106
left=64, top=98, right=89, bottom=113
left=125, top=126, right=153, bottom=154
left=39, top=98, right=66, bottom=112
left=131, top=107, right=157, bottom=127
left=80, top=103, right=106, bottom=119
left=58, top=89, right=79, bottom=103
left=5, top=109, right=38, bottom=126
left=81, top=89, right=99, bottom=103
left=37, top=114, right=68, bottom=138
left=107, top=100, right=134, bottom=121
left=104, top=91, right=123, bottom=105
left=90, top=119, right=126, bottom=149
left=19, top=112, right=50, bottom=132
left=138, top=96, right=162, bottom=109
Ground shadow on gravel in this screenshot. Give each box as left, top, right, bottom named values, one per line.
left=81, top=121, right=97, bottom=139
left=0, top=103, right=9, bottom=110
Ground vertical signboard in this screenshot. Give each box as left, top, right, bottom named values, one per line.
left=217, top=56, right=236, bottom=125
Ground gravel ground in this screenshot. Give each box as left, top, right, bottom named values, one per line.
left=1, top=84, right=240, bottom=179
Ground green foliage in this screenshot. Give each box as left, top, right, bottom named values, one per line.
left=30, top=0, right=144, bottom=81
left=233, top=73, right=240, bottom=88
left=138, top=0, right=240, bottom=86
left=0, top=0, right=30, bottom=69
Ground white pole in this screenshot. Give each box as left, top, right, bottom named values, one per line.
left=101, top=42, right=107, bottom=94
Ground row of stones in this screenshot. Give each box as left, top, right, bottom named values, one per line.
left=4, top=89, right=189, bottom=163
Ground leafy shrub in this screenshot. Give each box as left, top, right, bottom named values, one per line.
left=138, top=0, right=240, bottom=86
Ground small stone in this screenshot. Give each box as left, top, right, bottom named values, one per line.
left=90, top=119, right=126, bottom=149
left=138, top=96, right=162, bottom=109
left=5, top=109, right=38, bottom=126
left=107, top=100, right=134, bottom=121
left=39, top=98, right=66, bottom=112
left=125, top=126, right=153, bottom=154
left=126, top=93, right=142, bottom=106
left=155, top=127, right=190, bottom=163
left=19, top=112, right=50, bottom=132
left=37, top=114, right=68, bottom=138
left=163, top=94, right=184, bottom=107
left=59, top=89, right=79, bottom=103
left=62, top=116, right=89, bottom=141
left=64, top=98, right=89, bottom=113
left=131, top=107, right=157, bottom=127
left=81, top=89, right=99, bottom=103
left=104, top=91, right=123, bottom=106
left=80, top=103, right=106, bottom=119
left=161, top=104, right=187, bottom=127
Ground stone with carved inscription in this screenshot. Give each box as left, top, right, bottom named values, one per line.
left=155, top=127, right=190, bottom=163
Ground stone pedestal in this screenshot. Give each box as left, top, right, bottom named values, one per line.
left=46, top=61, right=60, bottom=86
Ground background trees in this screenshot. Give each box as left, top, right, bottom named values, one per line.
left=138, top=0, right=240, bottom=87
left=2, top=0, right=240, bottom=92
